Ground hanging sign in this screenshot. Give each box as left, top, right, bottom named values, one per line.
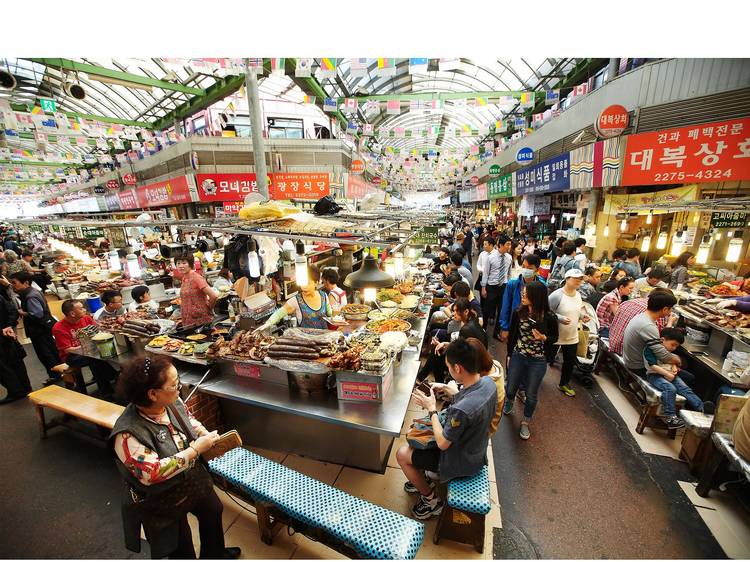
left=104, top=193, right=121, bottom=211
left=470, top=175, right=479, bottom=186
left=106, top=179, right=120, bottom=190
left=222, top=201, right=243, bottom=215
left=135, top=175, right=194, bottom=208
left=117, top=189, right=138, bottom=210
left=602, top=184, right=699, bottom=215
left=39, top=98, right=57, bottom=113
left=515, top=153, right=571, bottom=196
left=350, top=159, right=365, bottom=174
left=196, top=173, right=264, bottom=201
left=516, top=147, right=534, bottom=165
left=412, top=226, right=439, bottom=246
left=595, top=105, right=629, bottom=138
left=122, top=172, right=137, bottom=186
left=533, top=195, right=551, bottom=215
left=488, top=174, right=513, bottom=199
left=93, top=185, right=106, bottom=195
left=475, top=183, right=488, bottom=201
left=621, top=117, right=750, bottom=185
left=710, top=211, right=748, bottom=229
left=271, top=172, right=330, bottom=200
left=489, top=164, right=501, bottom=177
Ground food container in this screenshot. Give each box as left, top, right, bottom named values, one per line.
left=685, top=325, right=710, bottom=344
left=114, top=332, right=130, bottom=352
left=336, top=360, right=394, bottom=403
left=92, top=332, right=116, bottom=358
left=86, top=296, right=103, bottom=314
left=288, top=370, right=333, bottom=393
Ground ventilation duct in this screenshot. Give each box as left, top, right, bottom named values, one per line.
left=63, top=81, right=86, bottom=100
left=0, top=68, right=17, bottom=90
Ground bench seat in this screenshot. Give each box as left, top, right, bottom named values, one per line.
left=208, top=447, right=424, bottom=560
left=713, top=432, right=750, bottom=481
left=28, top=386, right=124, bottom=437
left=446, top=465, right=491, bottom=515
left=679, top=410, right=714, bottom=439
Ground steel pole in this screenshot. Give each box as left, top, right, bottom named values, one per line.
left=244, top=59, right=269, bottom=200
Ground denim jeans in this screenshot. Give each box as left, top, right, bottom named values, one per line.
left=598, top=327, right=610, bottom=338
left=647, top=371, right=704, bottom=417
left=506, top=352, right=548, bottom=419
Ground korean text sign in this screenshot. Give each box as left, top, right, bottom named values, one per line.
left=196, top=173, right=264, bottom=202
left=271, top=172, right=330, bottom=200
left=621, top=118, right=750, bottom=185
left=487, top=174, right=512, bottom=199
left=135, top=176, right=193, bottom=208
left=515, top=153, right=570, bottom=195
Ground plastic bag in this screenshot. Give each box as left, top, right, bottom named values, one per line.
left=282, top=327, right=344, bottom=346
left=263, top=356, right=329, bottom=374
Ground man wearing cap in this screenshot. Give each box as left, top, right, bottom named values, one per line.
left=548, top=269, right=591, bottom=397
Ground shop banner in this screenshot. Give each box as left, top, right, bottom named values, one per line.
left=412, top=226, right=439, bottom=246
left=117, top=188, right=138, bottom=210
left=515, top=153, right=570, bottom=195
left=487, top=173, right=513, bottom=199
left=104, top=193, right=121, bottom=211
left=346, top=174, right=378, bottom=199
left=196, top=173, right=265, bottom=202
left=570, top=137, right=623, bottom=190
left=136, top=176, right=194, bottom=208
left=621, top=117, right=750, bottom=185
left=533, top=195, right=551, bottom=215
left=222, top=201, right=243, bottom=215
left=271, top=172, right=330, bottom=200
left=475, top=183, right=488, bottom=201
left=711, top=211, right=748, bottom=229
left=602, top=184, right=698, bottom=215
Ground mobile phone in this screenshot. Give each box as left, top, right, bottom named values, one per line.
left=416, top=380, right=432, bottom=395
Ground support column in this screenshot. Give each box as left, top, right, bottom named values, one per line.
left=244, top=59, right=269, bottom=200
left=606, top=58, right=620, bottom=83
left=586, top=188, right=600, bottom=231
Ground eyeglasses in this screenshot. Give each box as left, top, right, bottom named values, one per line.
left=161, top=381, right=183, bottom=392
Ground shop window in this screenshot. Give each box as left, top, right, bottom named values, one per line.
left=268, top=117, right=304, bottom=139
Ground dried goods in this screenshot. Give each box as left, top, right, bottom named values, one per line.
left=327, top=345, right=365, bottom=371
left=207, top=331, right=276, bottom=361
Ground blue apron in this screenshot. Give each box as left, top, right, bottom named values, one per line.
left=296, top=290, right=328, bottom=329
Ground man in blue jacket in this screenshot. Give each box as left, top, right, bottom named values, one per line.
left=498, top=254, right=546, bottom=342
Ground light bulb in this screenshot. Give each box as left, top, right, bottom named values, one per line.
left=126, top=254, right=141, bottom=278
left=715, top=231, right=722, bottom=241
left=603, top=224, right=610, bottom=238
left=646, top=210, right=653, bottom=225
left=534, top=216, right=539, bottom=223
left=247, top=239, right=260, bottom=277
left=385, top=259, right=396, bottom=277
left=640, top=235, right=651, bottom=252
left=551, top=215, right=556, bottom=224
left=726, top=231, right=744, bottom=263
left=363, top=287, right=377, bottom=302
left=394, top=252, right=404, bottom=277
left=620, top=218, right=627, bottom=232
left=294, top=240, right=308, bottom=286
left=696, top=236, right=711, bottom=264
left=693, top=213, right=699, bottom=224
left=656, top=231, right=668, bottom=249
left=671, top=233, right=684, bottom=256
left=727, top=230, right=734, bottom=238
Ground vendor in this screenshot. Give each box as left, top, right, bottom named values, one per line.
left=259, top=265, right=332, bottom=330
left=321, top=267, right=347, bottom=311
left=175, top=254, right=217, bottom=327
left=94, top=290, right=126, bottom=320
left=668, top=251, right=696, bottom=289
left=706, top=295, right=750, bottom=312
left=128, top=285, right=160, bottom=314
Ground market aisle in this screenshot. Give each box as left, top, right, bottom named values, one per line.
left=487, top=339, right=727, bottom=559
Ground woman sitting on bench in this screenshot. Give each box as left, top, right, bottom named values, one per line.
left=110, top=355, right=241, bottom=560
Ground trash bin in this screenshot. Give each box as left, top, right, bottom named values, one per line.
left=86, top=296, right=103, bottom=314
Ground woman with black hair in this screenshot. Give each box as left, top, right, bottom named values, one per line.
left=503, top=281, right=558, bottom=440
left=669, top=251, right=696, bottom=289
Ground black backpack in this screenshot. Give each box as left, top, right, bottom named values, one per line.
left=313, top=196, right=342, bottom=215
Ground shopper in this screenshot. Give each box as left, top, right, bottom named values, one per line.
left=547, top=241, right=578, bottom=291
left=596, top=277, right=635, bottom=338
left=497, top=254, right=546, bottom=341
left=52, top=299, right=118, bottom=397
left=480, top=237, right=503, bottom=330
left=0, top=285, right=31, bottom=404
left=579, top=266, right=603, bottom=306
left=175, top=254, right=217, bottom=328
left=668, top=251, right=696, bottom=289
left=508, top=241, right=525, bottom=280
left=432, top=247, right=451, bottom=274
left=622, top=290, right=681, bottom=375
left=601, top=266, right=628, bottom=294
left=397, top=337, right=497, bottom=520
left=128, top=285, right=160, bottom=313
left=212, top=268, right=234, bottom=292
left=607, top=288, right=676, bottom=355
left=633, top=266, right=668, bottom=297
left=449, top=251, right=473, bottom=289
left=621, top=248, right=643, bottom=279
left=461, top=226, right=474, bottom=262
left=503, top=281, right=558, bottom=438
left=9, top=271, right=61, bottom=384
left=94, top=290, right=126, bottom=320
left=643, top=327, right=707, bottom=429
left=111, top=355, right=241, bottom=559
left=3, top=250, right=26, bottom=277
left=548, top=269, right=590, bottom=397
left=321, top=267, right=347, bottom=312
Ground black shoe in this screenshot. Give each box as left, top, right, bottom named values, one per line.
left=222, top=547, right=241, bottom=559
left=703, top=401, right=715, bottom=415
left=663, top=415, right=685, bottom=430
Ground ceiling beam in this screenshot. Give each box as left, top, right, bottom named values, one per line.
left=27, top=58, right=204, bottom=96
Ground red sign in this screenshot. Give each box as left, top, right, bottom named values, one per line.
left=470, top=175, right=480, bottom=186
left=135, top=176, right=193, bottom=208
left=106, top=179, right=120, bottom=190
left=117, top=189, right=138, bottom=210
left=223, top=201, right=243, bottom=215
left=270, top=172, right=330, bottom=200
left=196, top=173, right=268, bottom=202
left=475, top=183, right=488, bottom=201
left=621, top=118, right=750, bottom=186
left=351, top=159, right=365, bottom=174
left=347, top=174, right=377, bottom=199
left=595, top=104, right=629, bottom=138
left=340, top=381, right=379, bottom=401
left=234, top=363, right=261, bottom=379
left=122, top=173, right=137, bottom=186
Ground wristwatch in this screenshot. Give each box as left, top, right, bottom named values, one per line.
left=428, top=410, right=439, bottom=418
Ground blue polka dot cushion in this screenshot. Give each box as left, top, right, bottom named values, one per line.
left=446, top=465, right=491, bottom=515
left=209, top=447, right=424, bottom=559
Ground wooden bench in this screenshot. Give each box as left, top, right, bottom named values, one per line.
left=208, top=447, right=424, bottom=559
left=433, top=465, right=491, bottom=553
left=28, top=385, right=124, bottom=439
left=597, top=338, right=685, bottom=438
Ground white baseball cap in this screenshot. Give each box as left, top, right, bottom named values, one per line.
left=564, top=268, right=585, bottom=279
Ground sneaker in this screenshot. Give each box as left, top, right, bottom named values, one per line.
left=518, top=390, right=527, bottom=403
left=663, top=415, right=685, bottom=429
left=502, top=399, right=514, bottom=415
left=412, top=493, right=444, bottom=520
left=519, top=422, right=531, bottom=440
left=558, top=384, right=576, bottom=397
left=404, top=476, right=435, bottom=494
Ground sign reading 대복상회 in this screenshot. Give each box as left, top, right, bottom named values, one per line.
left=621, top=117, right=750, bottom=185
left=710, top=211, right=749, bottom=229
left=595, top=105, right=629, bottom=138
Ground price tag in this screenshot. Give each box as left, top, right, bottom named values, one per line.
left=234, top=363, right=261, bottom=379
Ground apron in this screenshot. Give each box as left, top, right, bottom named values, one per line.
left=296, top=290, right=329, bottom=329
left=180, top=271, right=213, bottom=328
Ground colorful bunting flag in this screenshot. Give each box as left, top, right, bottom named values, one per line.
left=246, top=58, right=264, bottom=74
left=461, top=124, right=472, bottom=137
left=484, top=141, right=495, bottom=153
left=323, top=97, right=338, bottom=112
left=545, top=89, right=560, bottom=105
left=295, top=58, right=313, bottom=77
left=350, top=58, right=369, bottom=77
left=30, top=106, right=44, bottom=115
left=409, top=58, right=429, bottom=74
left=376, top=58, right=397, bottom=77
left=346, top=121, right=358, bottom=134
left=344, top=98, right=358, bottom=113
left=495, top=120, right=507, bottom=133
left=469, top=145, right=479, bottom=155
left=519, top=92, right=535, bottom=108
left=514, top=117, right=527, bottom=128
left=424, top=99, right=443, bottom=110
left=572, top=83, right=589, bottom=97
left=270, top=58, right=285, bottom=75
left=409, top=100, right=421, bottom=112
left=386, top=100, right=400, bottom=114
left=363, top=123, right=374, bottom=136
left=453, top=98, right=467, bottom=109
left=365, top=100, right=379, bottom=113
left=318, top=58, right=338, bottom=79
left=302, top=95, right=316, bottom=105
left=532, top=113, right=545, bottom=127
left=475, top=97, right=487, bottom=107
left=497, top=95, right=516, bottom=107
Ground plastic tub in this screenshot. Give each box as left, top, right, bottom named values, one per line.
left=86, top=296, right=103, bottom=314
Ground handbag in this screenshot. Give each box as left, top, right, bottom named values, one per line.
left=406, top=410, right=448, bottom=450
left=576, top=323, right=590, bottom=358
left=168, top=402, right=242, bottom=462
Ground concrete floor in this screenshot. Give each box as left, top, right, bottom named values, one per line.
left=0, top=333, right=731, bottom=559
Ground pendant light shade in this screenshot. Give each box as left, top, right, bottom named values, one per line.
left=671, top=231, right=684, bottom=256
left=603, top=224, right=610, bottom=238
left=656, top=231, right=668, bottom=249
left=343, top=253, right=395, bottom=290
left=726, top=231, right=744, bottom=263
left=294, top=240, right=308, bottom=287
left=640, top=235, right=651, bottom=252
left=108, top=250, right=121, bottom=272
left=248, top=238, right=261, bottom=278
left=646, top=210, right=653, bottom=225
left=696, top=235, right=711, bottom=264
left=620, top=218, right=627, bottom=232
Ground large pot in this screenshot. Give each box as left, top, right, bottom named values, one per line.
left=288, top=371, right=334, bottom=393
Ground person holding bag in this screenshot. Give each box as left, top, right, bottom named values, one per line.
left=503, top=281, right=558, bottom=440
left=0, top=285, right=31, bottom=404
left=111, top=355, right=241, bottom=560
